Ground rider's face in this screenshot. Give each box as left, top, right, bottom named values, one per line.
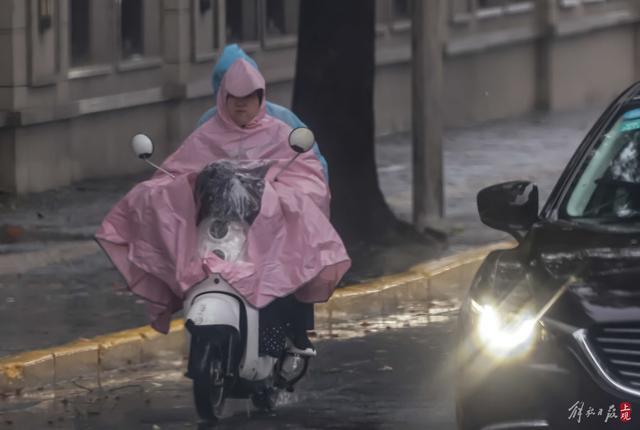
left=226, top=91, right=261, bottom=127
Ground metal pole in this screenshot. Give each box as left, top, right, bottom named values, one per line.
left=535, top=0, right=556, bottom=112
left=412, top=0, right=444, bottom=231
left=273, top=153, right=301, bottom=182
left=145, top=159, right=176, bottom=179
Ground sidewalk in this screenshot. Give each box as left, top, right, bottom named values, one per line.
left=0, top=107, right=602, bottom=357
left=377, top=107, right=601, bottom=250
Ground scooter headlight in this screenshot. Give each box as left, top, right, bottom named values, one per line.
left=209, top=220, right=229, bottom=239
left=198, top=219, right=248, bottom=262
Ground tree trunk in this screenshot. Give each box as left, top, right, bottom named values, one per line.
left=292, top=0, right=398, bottom=246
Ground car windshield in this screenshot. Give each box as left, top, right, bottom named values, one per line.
left=563, top=106, right=640, bottom=226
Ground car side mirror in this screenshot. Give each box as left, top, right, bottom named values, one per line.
left=477, top=181, right=539, bottom=242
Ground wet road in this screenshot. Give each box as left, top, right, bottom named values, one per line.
left=0, top=252, right=147, bottom=357
left=0, top=317, right=459, bottom=429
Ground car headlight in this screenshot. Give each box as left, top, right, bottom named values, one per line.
left=470, top=298, right=537, bottom=357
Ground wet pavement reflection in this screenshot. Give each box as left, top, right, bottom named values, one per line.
left=0, top=295, right=461, bottom=429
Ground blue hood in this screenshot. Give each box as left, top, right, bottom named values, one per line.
left=212, top=44, right=259, bottom=98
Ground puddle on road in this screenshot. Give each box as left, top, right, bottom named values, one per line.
left=314, top=271, right=468, bottom=342
left=314, top=299, right=460, bottom=342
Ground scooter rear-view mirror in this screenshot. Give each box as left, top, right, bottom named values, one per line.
left=130, top=134, right=175, bottom=179
left=273, top=128, right=316, bottom=182
left=131, top=134, right=154, bottom=159
left=288, top=127, right=315, bottom=153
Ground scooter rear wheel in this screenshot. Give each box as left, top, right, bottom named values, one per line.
left=193, top=354, right=226, bottom=422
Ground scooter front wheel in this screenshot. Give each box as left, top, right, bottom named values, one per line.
left=251, top=386, right=278, bottom=412
left=193, top=353, right=226, bottom=422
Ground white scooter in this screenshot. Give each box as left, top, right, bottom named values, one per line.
left=131, top=128, right=317, bottom=423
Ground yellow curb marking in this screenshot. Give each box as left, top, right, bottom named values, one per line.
left=0, top=350, right=56, bottom=382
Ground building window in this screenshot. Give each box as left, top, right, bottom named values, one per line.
left=451, top=0, right=472, bottom=17
left=374, top=0, right=411, bottom=35
left=69, top=0, right=114, bottom=73
left=199, top=0, right=214, bottom=14
left=38, top=0, right=55, bottom=33
left=265, top=0, right=299, bottom=38
left=68, top=0, right=160, bottom=77
left=70, top=0, right=90, bottom=66
left=450, top=0, right=533, bottom=24
left=121, top=0, right=144, bottom=60
left=560, top=0, right=607, bottom=6
left=375, top=0, right=390, bottom=36
left=478, top=0, right=532, bottom=9
left=477, top=0, right=503, bottom=8
left=391, top=0, right=410, bottom=21
left=475, top=0, right=533, bottom=18
left=193, top=0, right=220, bottom=61
left=390, top=0, right=411, bottom=32
left=226, top=0, right=259, bottom=44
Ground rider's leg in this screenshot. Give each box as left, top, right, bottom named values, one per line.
left=288, top=297, right=315, bottom=353
left=259, top=295, right=316, bottom=355
left=258, top=298, right=287, bottom=358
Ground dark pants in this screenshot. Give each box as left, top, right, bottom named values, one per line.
left=260, top=295, right=314, bottom=333
left=258, top=295, right=314, bottom=357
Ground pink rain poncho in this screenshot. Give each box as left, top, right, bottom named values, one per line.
left=96, top=59, right=351, bottom=333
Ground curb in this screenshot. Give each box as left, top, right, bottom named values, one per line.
left=0, top=240, right=515, bottom=396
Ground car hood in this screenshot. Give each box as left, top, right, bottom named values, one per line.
left=528, top=222, right=640, bottom=326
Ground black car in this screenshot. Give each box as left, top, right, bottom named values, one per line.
left=456, top=83, right=640, bottom=430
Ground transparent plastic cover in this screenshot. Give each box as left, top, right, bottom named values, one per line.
left=194, top=160, right=272, bottom=226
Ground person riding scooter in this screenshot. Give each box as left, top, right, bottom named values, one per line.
left=95, top=54, right=351, bottom=358
left=197, top=44, right=329, bottom=182
left=195, top=44, right=329, bottom=355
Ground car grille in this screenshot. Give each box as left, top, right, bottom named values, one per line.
left=589, top=324, right=640, bottom=389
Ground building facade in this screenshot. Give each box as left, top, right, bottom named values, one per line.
left=1, top=0, right=639, bottom=193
